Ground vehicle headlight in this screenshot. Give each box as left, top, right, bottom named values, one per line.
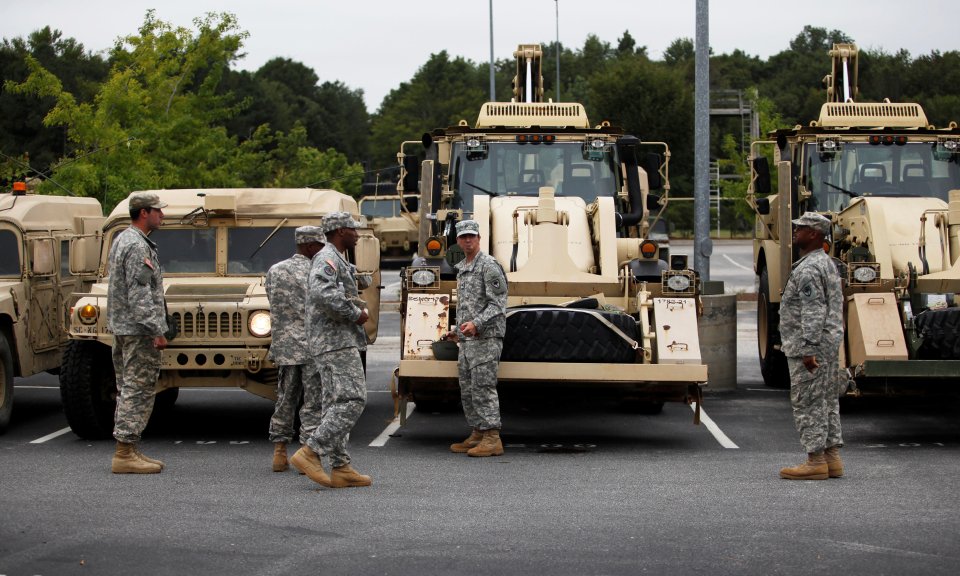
left=666, top=274, right=692, bottom=292
left=851, top=265, right=878, bottom=284
left=411, top=269, right=437, bottom=286
left=248, top=310, right=272, bottom=337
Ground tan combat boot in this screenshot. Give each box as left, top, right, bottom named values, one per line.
left=824, top=446, right=844, bottom=478
left=289, top=445, right=332, bottom=487
left=450, top=429, right=484, bottom=453
left=779, top=452, right=828, bottom=480
left=134, top=446, right=165, bottom=470
left=331, top=463, right=373, bottom=488
left=272, top=442, right=289, bottom=472
left=467, top=429, right=504, bottom=458
left=112, top=442, right=162, bottom=474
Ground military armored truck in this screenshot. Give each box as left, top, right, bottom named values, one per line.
left=394, top=44, right=707, bottom=419
left=748, top=43, right=960, bottom=391
left=59, top=188, right=381, bottom=439
left=358, top=193, right=420, bottom=261
left=0, top=183, right=103, bottom=433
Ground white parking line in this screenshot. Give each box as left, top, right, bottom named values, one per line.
left=30, top=427, right=72, bottom=444
left=723, top=253, right=755, bottom=273
left=691, top=404, right=739, bottom=449
left=369, top=402, right=415, bottom=447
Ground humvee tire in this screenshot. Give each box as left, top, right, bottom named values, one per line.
left=0, top=332, right=13, bottom=433
left=60, top=340, right=116, bottom=440
left=758, top=267, right=789, bottom=388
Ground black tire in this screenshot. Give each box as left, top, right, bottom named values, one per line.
left=59, top=340, right=116, bottom=440
left=502, top=307, right=638, bottom=363
left=153, top=387, right=179, bottom=413
left=758, top=267, right=789, bottom=388
left=0, top=332, right=14, bottom=433
left=915, top=307, right=960, bottom=359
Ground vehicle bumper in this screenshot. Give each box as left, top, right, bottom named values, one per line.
left=398, top=359, right=708, bottom=383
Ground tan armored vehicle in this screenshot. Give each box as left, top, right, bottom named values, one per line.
left=394, top=44, right=707, bottom=418
left=59, top=188, right=381, bottom=439
left=358, top=193, right=420, bottom=261
left=748, top=43, right=960, bottom=391
left=0, top=183, right=103, bottom=433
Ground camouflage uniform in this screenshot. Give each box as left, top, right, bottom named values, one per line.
left=304, top=232, right=368, bottom=468
left=265, top=251, right=321, bottom=444
left=780, top=248, right=845, bottom=454
left=107, top=225, right=168, bottom=444
left=455, top=249, right=508, bottom=431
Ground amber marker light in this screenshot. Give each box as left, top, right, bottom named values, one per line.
left=78, top=304, right=98, bottom=325
left=426, top=237, right=443, bottom=256
left=640, top=240, right=658, bottom=259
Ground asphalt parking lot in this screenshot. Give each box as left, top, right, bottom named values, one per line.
left=2, top=252, right=959, bottom=576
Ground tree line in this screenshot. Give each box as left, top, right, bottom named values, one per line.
left=2, top=12, right=958, bottom=223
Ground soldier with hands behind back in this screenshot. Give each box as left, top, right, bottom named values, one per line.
left=290, top=212, right=372, bottom=488
left=445, top=220, right=509, bottom=457
left=779, top=212, right=846, bottom=480
left=265, top=226, right=325, bottom=472
left=107, top=192, right=169, bottom=474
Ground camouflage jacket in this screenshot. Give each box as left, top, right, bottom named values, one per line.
left=265, top=253, right=311, bottom=365
left=107, top=226, right=167, bottom=337
left=455, top=251, right=508, bottom=340
left=306, top=243, right=367, bottom=354
left=780, top=249, right=844, bottom=358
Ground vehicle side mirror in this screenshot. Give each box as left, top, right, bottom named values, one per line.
left=402, top=154, right=420, bottom=193
left=70, top=235, right=101, bottom=275
left=752, top=157, right=771, bottom=196
left=643, top=153, right=663, bottom=190
left=756, top=197, right=770, bottom=215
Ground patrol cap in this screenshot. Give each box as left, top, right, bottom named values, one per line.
left=294, top=225, right=324, bottom=245
left=129, top=192, right=168, bottom=211
left=456, top=219, right=480, bottom=237
left=791, top=211, right=831, bottom=235
left=323, top=211, right=361, bottom=234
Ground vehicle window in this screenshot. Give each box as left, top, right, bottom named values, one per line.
left=0, top=230, right=20, bottom=276
left=227, top=227, right=296, bottom=274
left=151, top=228, right=217, bottom=274
left=360, top=199, right=400, bottom=218
left=60, top=240, right=71, bottom=277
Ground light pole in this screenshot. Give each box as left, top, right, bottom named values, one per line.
left=489, top=0, right=496, bottom=100
left=554, top=0, right=560, bottom=102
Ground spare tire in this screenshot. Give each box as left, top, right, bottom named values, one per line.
left=502, top=307, right=638, bottom=363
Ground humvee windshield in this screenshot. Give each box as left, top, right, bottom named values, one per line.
left=804, top=141, right=960, bottom=212
left=360, top=198, right=401, bottom=218
left=450, top=140, right=622, bottom=212
left=108, top=226, right=296, bottom=275
left=0, top=229, right=20, bottom=276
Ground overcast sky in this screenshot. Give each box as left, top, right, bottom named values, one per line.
left=3, top=1, right=959, bottom=111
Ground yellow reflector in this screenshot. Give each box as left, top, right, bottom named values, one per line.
left=426, top=237, right=443, bottom=256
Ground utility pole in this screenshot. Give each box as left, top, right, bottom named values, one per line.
left=694, top=0, right=712, bottom=280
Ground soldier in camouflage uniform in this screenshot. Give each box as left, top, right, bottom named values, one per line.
left=779, top=212, right=846, bottom=480
left=445, top=220, right=509, bottom=457
left=265, top=226, right=325, bottom=472
left=290, top=211, right=372, bottom=488
left=107, top=192, right=169, bottom=474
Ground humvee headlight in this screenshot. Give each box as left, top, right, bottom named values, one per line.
left=411, top=269, right=437, bottom=286
left=852, top=265, right=878, bottom=283
left=666, top=274, right=692, bottom=292
left=77, top=304, right=99, bottom=325
left=248, top=310, right=272, bottom=337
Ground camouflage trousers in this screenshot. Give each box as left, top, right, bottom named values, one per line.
left=788, top=355, right=843, bottom=453
left=458, top=338, right=503, bottom=431
left=268, top=364, right=323, bottom=444
left=111, top=335, right=161, bottom=443
left=305, top=348, right=366, bottom=469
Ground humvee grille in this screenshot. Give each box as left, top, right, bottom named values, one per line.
left=172, top=311, right=243, bottom=339
left=818, top=102, right=928, bottom=128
